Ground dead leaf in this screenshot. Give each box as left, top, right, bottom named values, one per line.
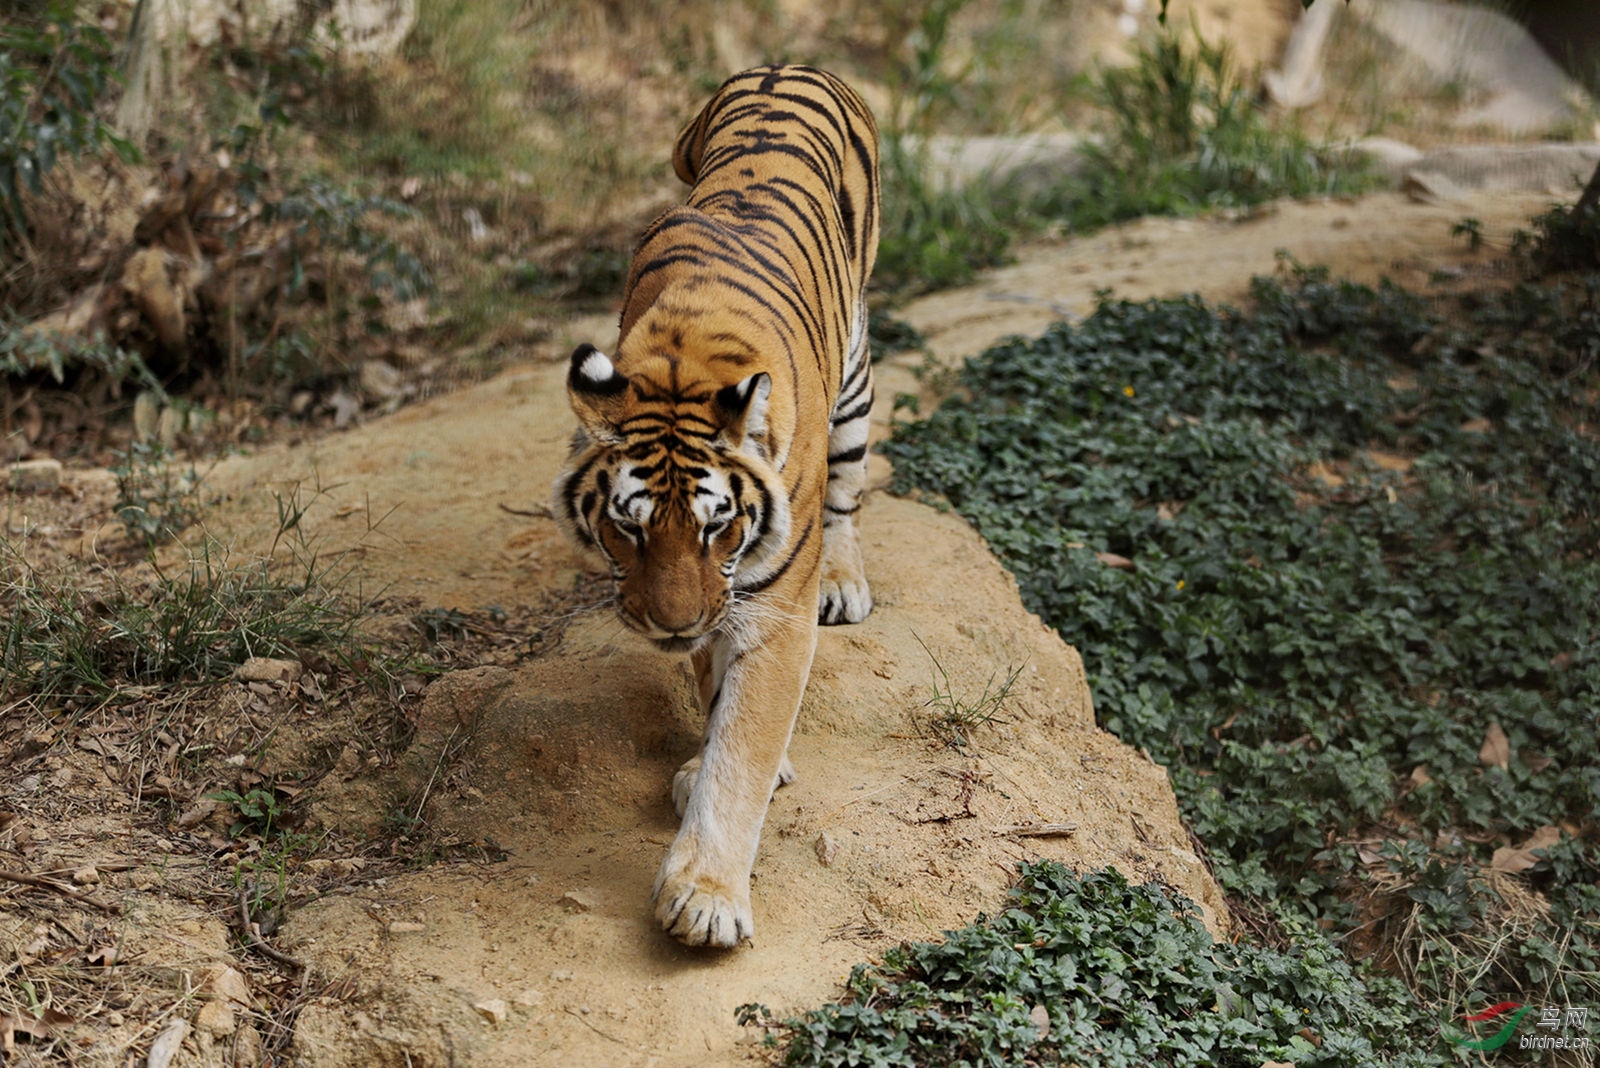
left=1490, top=825, right=1561, bottom=874
left=1363, top=449, right=1413, bottom=473
left=1356, top=844, right=1384, bottom=865
left=1095, top=551, right=1135, bottom=571
left=0, top=1007, right=73, bottom=1052
left=1479, top=722, right=1510, bottom=770
left=1459, top=418, right=1492, bottom=434
left=85, top=945, right=119, bottom=967
left=1305, top=460, right=1345, bottom=488
left=1409, top=764, right=1432, bottom=787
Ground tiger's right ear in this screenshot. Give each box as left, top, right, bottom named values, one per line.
left=566, top=343, right=629, bottom=436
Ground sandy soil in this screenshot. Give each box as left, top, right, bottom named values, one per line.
left=171, top=185, right=1556, bottom=1067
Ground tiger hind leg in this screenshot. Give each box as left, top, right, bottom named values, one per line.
left=818, top=296, right=874, bottom=625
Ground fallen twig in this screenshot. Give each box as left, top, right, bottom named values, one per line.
left=993, top=822, right=1078, bottom=838
left=0, top=869, right=122, bottom=914
left=237, top=884, right=306, bottom=971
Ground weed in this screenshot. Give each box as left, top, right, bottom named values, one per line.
left=883, top=260, right=1600, bottom=1048
left=868, top=312, right=927, bottom=363
left=211, top=786, right=290, bottom=840
left=915, top=635, right=1021, bottom=751
left=746, top=863, right=1426, bottom=1067
left=0, top=330, right=160, bottom=389
left=1, top=483, right=382, bottom=706
left=1037, top=28, right=1373, bottom=234
left=0, top=3, right=134, bottom=247
left=873, top=23, right=1372, bottom=299
left=1451, top=216, right=1484, bottom=251
left=111, top=441, right=207, bottom=547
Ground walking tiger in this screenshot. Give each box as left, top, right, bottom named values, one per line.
left=553, top=65, right=880, bottom=947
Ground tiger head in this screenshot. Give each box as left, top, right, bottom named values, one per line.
left=553, top=342, right=791, bottom=651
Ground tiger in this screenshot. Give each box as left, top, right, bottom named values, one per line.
left=552, top=64, right=880, bottom=948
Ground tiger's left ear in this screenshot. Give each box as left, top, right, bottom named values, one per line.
left=567, top=343, right=629, bottom=436
left=715, top=372, right=771, bottom=455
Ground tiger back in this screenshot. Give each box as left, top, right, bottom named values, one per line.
left=552, top=65, right=881, bottom=947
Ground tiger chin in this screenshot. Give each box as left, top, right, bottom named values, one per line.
left=551, top=64, right=880, bottom=948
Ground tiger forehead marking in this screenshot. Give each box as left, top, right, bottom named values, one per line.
left=551, top=65, right=879, bottom=949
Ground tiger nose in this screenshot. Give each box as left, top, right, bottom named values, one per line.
left=648, top=606, right=706, bottom=635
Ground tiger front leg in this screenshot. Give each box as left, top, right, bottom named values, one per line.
left=653, top=620, right=816, bottom=947
left=672, top=644, right=794, bottom=817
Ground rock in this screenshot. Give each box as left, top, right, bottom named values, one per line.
left=814, top=831, right=840, bottom=867
left=71, top=866, right=99, bottom=885
left=6, top=459, right=62, bottom=494
left=194, top=998, right=236, bottom=1037
left=233, top=1023, right=265, bottom=1067
left=234, top=657, right=304, bottom=684
left=360, top=358, right=405, bottom=399
left=472, top=998, right=509, bottom=1025
left=413, top=667, right=516, bottom=735
left=558, top=889, right=598, bottom=913
left=195, top=963, right=252, bottom=1008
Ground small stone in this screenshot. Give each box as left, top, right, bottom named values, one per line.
left=814, top=831, right=840, bottom=867
left=473, top=998, right=509, bottom=1025
left=360, top=359, right=405, bottom=399
left=195, top=998, right=237, bottom=1037
left=513, top=989, right=544, bottom=1008
left=234, top=657, right=303, bottom=683
left=234, top=1023, right=264, bottom=1067
left=7, top=458, right=63, bottom=494
left=558, top=889, right=597, bottom=913
left=71, top=866, right=99, bottom=885
left=196, top=963, right=252, bottom=1008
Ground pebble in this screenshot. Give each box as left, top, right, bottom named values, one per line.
left=6, top=458, right=62, bottom=494
left=558, top=888, right=597, bottom=913
left=814, top=831, right=840, bottom=866
left=473, top=998, right=509, bottom=1025
left=234, top=657, right=304, bottom=683
left=195, top=998, right=237, bottom=1037
left=196, top=963, right=252, bottom=1008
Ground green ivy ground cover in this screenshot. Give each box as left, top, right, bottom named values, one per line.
left=751, top=261, right=1599, bottom=1065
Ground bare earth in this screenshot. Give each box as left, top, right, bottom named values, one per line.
left=0, top=187, right=1551, bottom=1067
left=177, top=187, right=1553, bottom=1067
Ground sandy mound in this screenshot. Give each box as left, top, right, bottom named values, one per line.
left=195, top=185, right=1553, bottom=1066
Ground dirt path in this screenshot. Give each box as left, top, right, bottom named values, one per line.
left=190, top=187, right=1555, bottom=1067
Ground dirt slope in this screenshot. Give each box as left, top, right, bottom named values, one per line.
left=188, top=185, right=1562, bottom=1067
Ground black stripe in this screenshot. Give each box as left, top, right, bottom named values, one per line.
left=736, top=518, right=816, bottom=596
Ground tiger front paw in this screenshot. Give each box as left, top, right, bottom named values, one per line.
left=653, top=863, right=753, bottom=947
left=819, top=573, right=872, bottom=625
left=819, top=528, right=872, bottom=624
